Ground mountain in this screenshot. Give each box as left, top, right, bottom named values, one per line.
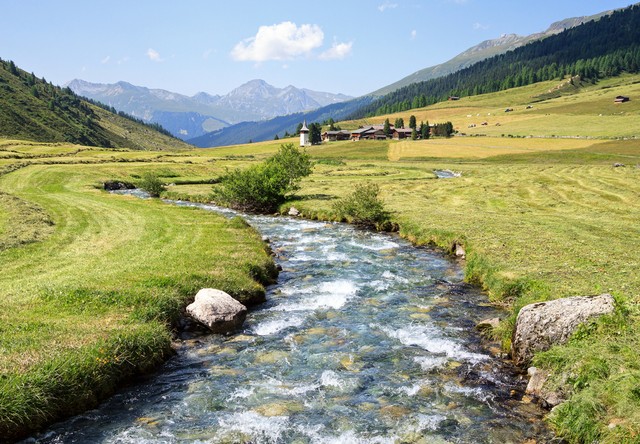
left=67, top=79, right=353, bottom=140
left=188, top=97, right=373, bottom=148
left=353, top=4, right=640, bottom=118
left=189, top=8, right=621, bottom=148
left=0, top=59, right=190, bottom=150
left=370, top=10, right=615, bottom=97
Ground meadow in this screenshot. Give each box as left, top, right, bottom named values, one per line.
left=1, top=75, right=640, bottom=442
left=0, top=149, right=276, bottom=439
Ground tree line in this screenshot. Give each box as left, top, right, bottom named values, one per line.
left=350, top=4, right=640, bottom=118
left=0, top=57, right=176, bottom=144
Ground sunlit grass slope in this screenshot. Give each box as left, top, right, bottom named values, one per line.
left=0, top=144, right=276, bottom=440
left=348, top=75, right=640, bottom=139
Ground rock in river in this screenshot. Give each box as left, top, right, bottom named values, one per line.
left=186, top=288, right=247, bottom=334
left=512, top=293, right=615, bottom=366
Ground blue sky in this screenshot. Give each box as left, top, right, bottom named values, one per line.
left=1, top=0, right=636, bottom=97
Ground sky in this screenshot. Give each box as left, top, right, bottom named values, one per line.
left=1, top=0, right=637, bottom=97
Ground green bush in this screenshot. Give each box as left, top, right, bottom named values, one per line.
left=138, top=172, right=166, bottom=197
left=213, top=143, right=312, bottom=213
left=333, top=182, right=392, bottom=230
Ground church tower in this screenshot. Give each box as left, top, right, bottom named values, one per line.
left=299, top=120, right=310, bottom=147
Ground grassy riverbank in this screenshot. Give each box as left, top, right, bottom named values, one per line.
left=0, top=153, right=276, bottom=440
left=165, top=132, right=640, bottom=442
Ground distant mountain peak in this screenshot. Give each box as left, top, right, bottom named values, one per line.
left=67, top=78, right=352, bottom=140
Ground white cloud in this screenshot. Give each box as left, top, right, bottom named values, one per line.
left=231, top=21, right=324, bottom=62
left=378, top=1, right=398, bottom=12
left=410, top=30, right=417, bottom=40
left=101, top=56, right=110, bottom=64
left=319, top=41, right=353, bottom=61
left=146, top=48, right=164, bottom=62
left=117, top=57, right=130, bottom=65
left=473, top=22, right=489, bottom=30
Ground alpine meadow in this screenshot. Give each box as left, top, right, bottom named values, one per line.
left=2, top=3, right=640, bottom=443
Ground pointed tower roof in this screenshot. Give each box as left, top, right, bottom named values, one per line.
left=300, top=120, right=309, bottom=133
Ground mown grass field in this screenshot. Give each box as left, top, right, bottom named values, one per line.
left=0, top=151, right=277, bottom=440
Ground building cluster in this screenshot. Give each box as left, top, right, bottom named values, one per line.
left=321, top=124, right=418, bottom=142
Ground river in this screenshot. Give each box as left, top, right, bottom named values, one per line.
left=26, top=198, right=548, bottom=443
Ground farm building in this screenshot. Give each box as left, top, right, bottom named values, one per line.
left=322, top=130, right=351, bottom=142
left=392, top=128, right=414, bottom=140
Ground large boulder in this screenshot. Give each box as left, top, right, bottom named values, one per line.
left=512, top=293, right=615, bottom=366
left=186, top=289, right=247, bottom=334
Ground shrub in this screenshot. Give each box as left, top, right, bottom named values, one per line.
left=138, top=172, right=166, bottom=197
left=333, top=182, right=392, bottom=230
left=213, top=143, right=312, bottom=213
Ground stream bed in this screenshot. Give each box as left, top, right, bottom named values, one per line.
left=27, top=199, right=548, bottom=443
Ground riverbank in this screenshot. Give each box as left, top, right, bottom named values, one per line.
left=179, top=135, right=640, bottom=442
left=28, top=202, right=551, bottom=442
left=2, top=135, right=639, bottom=442
left=0, top=161, right=277, bottom=441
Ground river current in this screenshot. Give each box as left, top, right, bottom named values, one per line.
left=27, top=198, right=547, bottom=443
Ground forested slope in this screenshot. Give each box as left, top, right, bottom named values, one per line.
left=0, top=59, right=190, bottom=150
left=352, top=4, right=640, bottom=118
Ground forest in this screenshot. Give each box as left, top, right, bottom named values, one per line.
left=350, top=4, right=640, bottom=118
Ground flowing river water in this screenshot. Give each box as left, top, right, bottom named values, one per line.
left=27, top=197, right=549, bottom=443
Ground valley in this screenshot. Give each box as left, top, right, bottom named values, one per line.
left=2, top=3, right=640, bottom=442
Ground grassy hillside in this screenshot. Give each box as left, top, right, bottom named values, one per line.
left=0, top=59, right=191, bottom=151
left=348, top=75, right=640, bottom=140
left=0, top=145, right=277, bottom=440
left=355, top=4, right=640, bottom=119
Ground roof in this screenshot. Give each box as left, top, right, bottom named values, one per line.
left=351, top=127, right=375, bottom=134
left=300, top=120, right=309, bottom=132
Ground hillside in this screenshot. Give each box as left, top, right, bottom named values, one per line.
left=68, top=79, right=353, bottom=140
left=0, top=59, right=190, bottom=151
left=354, top=4, right=640, bottom=118
left=183, top=6, right=636, bottom=148
left=370, top=10, right=614, bottom=97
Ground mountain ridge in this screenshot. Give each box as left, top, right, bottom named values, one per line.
left=0, top=59, right=190, bottom=150
left=67, top=79, right=353, bottom=140
left=369, top=10, right=615, bottom=96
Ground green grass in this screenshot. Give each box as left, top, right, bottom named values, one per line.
left=2, top=73, right=640, bottom=442
left=284, top=139, right=640, bottom=442
left=0, top=146, right=276, bottom=440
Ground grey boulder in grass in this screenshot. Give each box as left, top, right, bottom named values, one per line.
left=512, top=293, right=615, bottom=367
left=186, top=288, right=248, bottom=334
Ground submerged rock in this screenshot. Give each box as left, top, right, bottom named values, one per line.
left=186, top=288, right=247, bottom=334
left=512, top=293, right=615, bottom=366
left=476, top=317, right=500, bottom=335
left=525, top=367, right=564, bottom=408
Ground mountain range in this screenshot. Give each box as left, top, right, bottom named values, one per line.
left=188, top=8, right=618, bottom=147
left=67, top=79, right=352, bottom=140
left=0, top=60, right=190, bottom=151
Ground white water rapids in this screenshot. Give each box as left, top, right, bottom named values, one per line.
left=26, top=197, right=548, bottom=443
